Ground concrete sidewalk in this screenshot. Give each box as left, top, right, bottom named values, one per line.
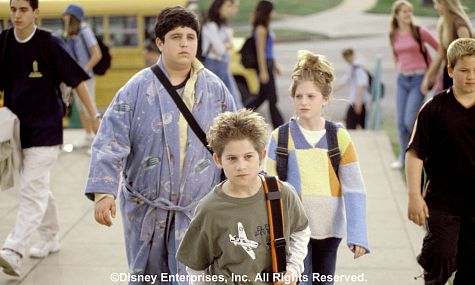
left=0, top=129, right=426, bottom=285
left=273, top=0, right=438, bottom=38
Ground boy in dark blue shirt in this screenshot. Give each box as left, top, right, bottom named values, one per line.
left=0, top=0, right=98, bottom=277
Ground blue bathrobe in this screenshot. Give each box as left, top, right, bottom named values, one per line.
left=85, top=59, right=236, bottom=283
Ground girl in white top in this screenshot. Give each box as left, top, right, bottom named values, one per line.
left=201, top=0, right=243, bottom=108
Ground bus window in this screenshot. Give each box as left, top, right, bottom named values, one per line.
left=109, top=16, right=138, bottom=47
left=41, top=18, right=63, bottom=37
left=144, top=16, right=156, bottom=41
left=85, top=17, right=104, bottom=40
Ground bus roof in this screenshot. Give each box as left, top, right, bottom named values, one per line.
left=0, top=0, right=187, bottom=18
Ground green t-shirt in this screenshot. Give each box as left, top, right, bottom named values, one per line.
left=176, top=180, right=308, bottom=284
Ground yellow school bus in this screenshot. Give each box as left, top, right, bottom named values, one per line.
left=0, top=0, right=258, bottom=108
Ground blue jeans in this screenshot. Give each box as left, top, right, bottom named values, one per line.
left=204, top=57, right=243, bottom=109
left=395, top=73, right=425, bottom=163
left=302, top=238, right=342, bottom=285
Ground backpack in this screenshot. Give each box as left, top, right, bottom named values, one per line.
left=240, top=36, right=257, bottom=69
left=80, top=33, right=111, bottom=75
left=354, top=65, right=385, bottom=101
left=276, top=120, right=341, bottom=181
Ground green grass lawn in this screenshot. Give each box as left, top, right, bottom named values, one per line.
left=367, top=0, right=475, bottom=17
left=198, top=0, right=343, bottom=24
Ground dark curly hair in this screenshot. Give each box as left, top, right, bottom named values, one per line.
left=154, top=6, right=200, bottom=41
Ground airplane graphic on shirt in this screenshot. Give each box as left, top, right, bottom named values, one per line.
left=229, top=222, right=259, bottom=260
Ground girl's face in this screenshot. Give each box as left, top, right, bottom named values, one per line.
left=433, top=0, right=445, bottom=15
left=293, top=80, right=328, bottom=122
left=396, top=4, right=413, bottom=26
left=219, top=0, right=234, bottom=19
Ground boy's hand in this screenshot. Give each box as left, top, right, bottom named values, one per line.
left=408, top=194, right=429, bottom=226
left=94, top=197, right=116, bottom=227
left=350, top=245, right=366, bottom=259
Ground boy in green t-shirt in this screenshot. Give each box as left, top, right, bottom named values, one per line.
left=176, top=109, right=310, bottom=285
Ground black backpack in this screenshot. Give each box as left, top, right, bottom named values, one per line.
left=354, top=65, right=385, bottom=101
left=275, top=120, right=341, bottom=181
left=80, top=33, right=111, bottom=75
left=240, top=35, right=257, bottom=69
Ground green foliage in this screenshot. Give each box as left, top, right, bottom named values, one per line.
left=367, top=0, right=475, bottom=17
left=198, top=0, right=343, bottom=24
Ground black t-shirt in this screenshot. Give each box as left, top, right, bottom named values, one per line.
left=407, top=88, right=475, bottom=214
left=1, top=28, right=89, bottom=148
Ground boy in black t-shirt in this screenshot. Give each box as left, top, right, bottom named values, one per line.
left=406, top=38, right=475, bottom=285
left=0, top=0, right=98, bottom=277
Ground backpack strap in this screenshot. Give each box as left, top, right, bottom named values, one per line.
left=150, top=64, right=225, bottom=181
left=414, top=26, right=429, bottom=67
left=262, top=175, right=286, bottom=276
left=325, top=120, right=340, bottom=178
left=276, top=122, right=289, bottom=181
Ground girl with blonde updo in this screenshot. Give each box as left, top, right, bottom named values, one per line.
left=265, top=51, right=370, bottom=285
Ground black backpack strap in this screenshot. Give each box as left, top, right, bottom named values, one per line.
left=414, top=26, right=429, bottom=67
left=150, top=64, right=225, bottom=181
left=262, top=175, right=286, bottom=275
left=151, top=64, right=210, bottom=154
left=276, top=123, right=289, bottom=181
left=325, top=120, right=340, bottom=178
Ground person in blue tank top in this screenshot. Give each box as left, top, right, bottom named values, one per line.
left=245, top=0, right=284, bottom=128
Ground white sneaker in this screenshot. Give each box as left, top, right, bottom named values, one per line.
left=0, top=249, right=22, bottom=277
left=29, top=238, right=61, bottom=259
left=391, top=160, right=404, bottom=169
left=73, top=135, right=94, bottom=149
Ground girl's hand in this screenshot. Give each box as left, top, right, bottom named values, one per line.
left=274, top=63, right=282, bottom=76
left=259, top=70, right=269, bottom=84
left=350, top=245, right=366, bottom=259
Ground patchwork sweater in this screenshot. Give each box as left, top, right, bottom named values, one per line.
left=265, top=119, right=370, bottom=252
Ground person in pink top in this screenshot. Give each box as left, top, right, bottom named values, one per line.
left=389, top=0, right=438, bottom=169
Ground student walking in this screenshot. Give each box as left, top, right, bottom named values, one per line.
left=0, top=0, right=97, bottom=277
left=389, top=0, right=439, bottom=169
left=265, top=51, right=370, bottom=285
left=201, top=0, right=243, bottom=108
left=62, top=4, right=102, bottom=149
left=85, top=6, right=235, bottom=284
left=177, top=109, right=310, bottom=284
left=334, top=48, right=371, bottom=129
left=407, top=38, right=475, bottom=285
left=245, top=0, right=284, bottom=128
left=420, top=0, right=473, bottom=94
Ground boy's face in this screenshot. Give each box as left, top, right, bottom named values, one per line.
left=344, top=54, right=354, bottom=65
left=293, top=80, right=328, bottom=122
left=448, top=55, right=475, bottom=95
left=213, top=139, right=265, bottom=189
left=10, top=0, right=38, bottom=32
left=156, top=26, right=197, bottom=70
